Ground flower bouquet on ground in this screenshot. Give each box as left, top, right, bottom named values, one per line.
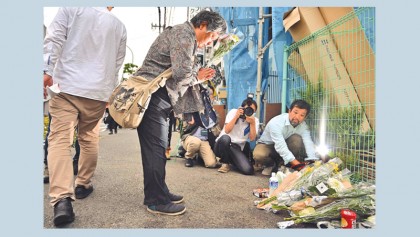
left=277, top=195, right=376, bottom=228
left=253, top=156, right=376, bottom=229
left=256, top=158, right=344, bottom=210
left=205, top=28, right=244, bottom=67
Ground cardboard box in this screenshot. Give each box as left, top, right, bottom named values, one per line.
left=283, top=7, right=371, bottom=131
left=319, top=7, right=375, bottom=129
left=287, top=50, right=309, bottom=82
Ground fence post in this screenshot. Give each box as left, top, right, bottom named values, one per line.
left=281, top=45, right=288, bottom=113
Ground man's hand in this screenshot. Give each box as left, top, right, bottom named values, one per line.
left=289, top=159, right=306, bottom=171
left=43, top=74, right=53, bottom=99
left=197, top=67, right=215, bottom=83
left=235, top=107, right=244, bottom=119
left=188, top=116, right=195, bottom=125
left=245, top=115, right=255, bottom=125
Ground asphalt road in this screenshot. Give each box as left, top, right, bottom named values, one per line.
left=43, top=127, right=315, bottom=229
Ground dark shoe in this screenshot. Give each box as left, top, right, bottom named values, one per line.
left=168, top=193, right=184, bottom=204
left=73, top=159, right=78, bottom=176
left=147, top=203, right=186, bottom=216
left=108, top=131, right=113, bottom=135
left=185, top=159, right=194, bottom=167
left=75, top=185, right=93, bottom=199
left=43, top=165, right=49, bottom=184
left=53, top=197, right=75, bottom=226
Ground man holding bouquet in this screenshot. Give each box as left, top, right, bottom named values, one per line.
left=133, top=9, right=227, bottom=216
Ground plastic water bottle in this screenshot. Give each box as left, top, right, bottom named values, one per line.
left=269, top=172, right=279, bottom=196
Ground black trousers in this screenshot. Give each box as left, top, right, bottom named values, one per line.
left=214, top=135, right=254, bottom=175
left=137, top=87, right=173, bottom=206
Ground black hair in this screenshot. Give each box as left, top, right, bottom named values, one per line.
left=289, top=99, right=311, bottom=115
left=190, top=10, right=227, bottom=34
left=241, top=98, right=257, bottom=111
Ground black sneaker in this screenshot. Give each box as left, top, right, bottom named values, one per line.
left=73, top=159, right=78, bottom=176
left=43, top=165, right=49, bottom=184
left=53, top=197, right=75, bottom=226
left=147, top=203, right=186, bottom=216
left=185, top=159, right=194, bottom=167
left=75, top=185, right=93, bottom=199
left=168, top=193, right=184, bottom=204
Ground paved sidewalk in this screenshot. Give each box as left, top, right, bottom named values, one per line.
left=43, top=128, right=314, bottom=229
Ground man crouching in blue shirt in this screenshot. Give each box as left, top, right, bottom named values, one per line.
left=253, top=99, right=319, bottom=173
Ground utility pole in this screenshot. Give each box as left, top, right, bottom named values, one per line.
left=151, top=7, right=168, bottom=33
left=256, top=7, right=272, bottom=121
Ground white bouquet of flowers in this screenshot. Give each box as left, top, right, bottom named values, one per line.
left=205, top=28, right=244, bottom=67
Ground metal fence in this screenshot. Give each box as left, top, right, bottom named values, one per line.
left=266, top=71, right=281, bottom=103
left=283, top=7, right=375, bottom=183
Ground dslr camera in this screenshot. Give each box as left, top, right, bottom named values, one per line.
left=239, top=93, right=255, bottom=120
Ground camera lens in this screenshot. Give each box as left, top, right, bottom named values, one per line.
left=244, top=107, right=254, bottom=116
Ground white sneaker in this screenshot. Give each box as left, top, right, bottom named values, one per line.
left=262, top=166, right=274, bottom=176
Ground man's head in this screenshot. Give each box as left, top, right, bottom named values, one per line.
left=240, top=98, right=257, bottom=118
left=288, top=99, right=311, bottom=127
left=191, top=10, right=227, bottom=48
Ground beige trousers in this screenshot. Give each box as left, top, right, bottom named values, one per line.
left=182, top=135, right=217, bottom=168
left=47, top=93, right=106, bottom=206
left=253, top=143, right=281, bottom=167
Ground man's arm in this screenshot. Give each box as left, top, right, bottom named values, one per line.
left=43, top=7, right=69, bottom=98
left=43, top=8, right=69, bottom=76
left=271, top=129, right=295, bottom=165
left=169, top=32, right=199, bottom=88
left=245, top=115, right=257, bottom=141
left=114, top=26, right=127, bottom=83
left=224, top=109, right=241, bottom=134
left=168, top=30, right=214, bottom=97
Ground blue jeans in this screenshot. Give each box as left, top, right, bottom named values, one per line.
left=214, top=135, right=254, bottom=175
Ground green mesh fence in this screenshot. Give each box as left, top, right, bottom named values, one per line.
left=284, top=7, right=375, bottom=183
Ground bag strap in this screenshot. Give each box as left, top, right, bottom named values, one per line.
left=128, top=67, right=173, bottom=109
left=118, top=67, right=172, bottom=118
left=156, top=68, right=173, bottom=81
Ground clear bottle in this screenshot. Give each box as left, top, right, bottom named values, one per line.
left=269, top=172, right=279, bottom=196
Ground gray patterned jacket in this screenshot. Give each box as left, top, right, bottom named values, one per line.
left=134, top=22, right=204, bottom=115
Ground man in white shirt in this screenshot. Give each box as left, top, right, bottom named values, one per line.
left=214, top=97, right=259, bottom=175
left=43, top=7, right=126, bottom=226
left=253, top=99, right=318, bottom=173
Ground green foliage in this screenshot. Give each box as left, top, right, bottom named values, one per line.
left=121, top=63, right=139, bottom=81
left=44, top=116, right=49, bottom=139
left=295, top=75, right=375, bottom=180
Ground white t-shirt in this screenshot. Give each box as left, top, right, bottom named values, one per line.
left=216, top=109, right=259, bottom=150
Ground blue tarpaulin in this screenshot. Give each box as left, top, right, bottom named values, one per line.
left=215, top=7, right=292, bottom=118
left=215, top=7, right=260, bottom=113
left=214, top=7, right=374, bottom=120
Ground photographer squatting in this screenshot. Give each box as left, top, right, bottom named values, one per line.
left=213, top=96, right=259, bottom=175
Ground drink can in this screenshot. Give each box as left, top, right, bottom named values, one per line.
left=252, top=188, right=269, bottom=198
left=341, top=209, right=357, bottom=229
